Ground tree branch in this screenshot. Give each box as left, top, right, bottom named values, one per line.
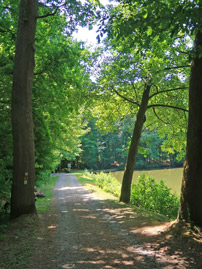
left=37, top=8, right=58, bottom=19
left=147, top=104, right=188, bottom=112
left=152, top=107, right=171, bottom=125
left=130, top=81, right=139, bottom=102
left=162, top=65, right=191, bottom=71
left=149, top=87, right=188, bottom=100
left=2, top=6, right=12, bottom=10
left=34, top=65, right=49, bottom=75
left=111, top=87, right=140, bottom=106
left=0, top=100, right=10, bottom=105
left=176, top=50, right=191, bottom=55
left=0, top=29, right=8, bottom=33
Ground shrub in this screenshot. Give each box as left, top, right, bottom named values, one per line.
left=94, top=172, right=121, bottom=197
left=131, top=174, right=179, bottom=219
left=0, top=160, right=12, bottom=216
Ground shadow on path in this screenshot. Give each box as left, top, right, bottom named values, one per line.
left=49, top=173, right=201, bottom=269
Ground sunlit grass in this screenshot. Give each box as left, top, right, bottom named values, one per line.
left=35, top=175, right=58, bottom=213
left=73, top=170, right=169, bottom=222
left=72, top=170, right=119, bottom=200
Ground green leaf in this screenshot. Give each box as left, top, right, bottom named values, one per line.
left=142, top=9, right=148, bottom=19
left=146, top=26, right=153, bottom=36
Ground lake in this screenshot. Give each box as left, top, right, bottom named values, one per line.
left=112, top=167, right=183, bottom=195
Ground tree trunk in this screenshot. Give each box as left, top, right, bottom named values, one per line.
left=120, top=84, right=151, bottom=203
left=178, top=31, right=202, bottom=227
left=11, top=0, right=38, bottom=218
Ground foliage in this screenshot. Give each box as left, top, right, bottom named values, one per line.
left=94, top=42, right=189, bottom=158
left=80, top=117, right=184, bottom=170
left=93, top=0, right=190, bottom=203
left=93, top=0, right=191, bottom=166
left=94, top=172, right=121, bottom=197
left=0, top=1, right=97, bottom=199
left=83, top=170, right=121, bottom=197
left=0, top=0, right=192, bottom=219
left=131, top=174, right=180, bottom=219
left=80, top=117, right=130, bottom=170
left=0, top=1, right=18, bottom=203
left=80, top=170, right=179, bottom=219
left=0, top=161, right=12, bottom=205
left=33, top=10, right=95, bottom=181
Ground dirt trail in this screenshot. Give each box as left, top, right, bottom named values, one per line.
left=32, top=173, right=202, bottom=268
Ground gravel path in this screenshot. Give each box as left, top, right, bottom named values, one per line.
left=54, top=173, right=150, bottom=268
left=31, top=173, right=202, bottom=269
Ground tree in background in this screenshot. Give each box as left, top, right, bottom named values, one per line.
left=80, top=116, right=184, bottom=171
left=94, top=38, right=188, bottom=202
left=80, top=117, right=130, bottom=170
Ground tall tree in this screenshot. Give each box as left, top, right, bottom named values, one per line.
left=10, top=0, right=100, bottom=218
left=95, top=44, right=188, bottom=203
left=11, top=0, right=38, bottom=218
left=178, top=31, right=202, bottom=227
left=120, top=83, right=151, bottom=202
left=101, top=0, right=202, bottom=225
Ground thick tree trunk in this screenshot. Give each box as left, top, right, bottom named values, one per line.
left=120, top=84, right=151, bottom=203
left=178, top=31, right=202, bottom=227
left=11, top=0, right=38, bottom=218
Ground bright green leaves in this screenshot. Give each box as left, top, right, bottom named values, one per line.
left=93, top=0, right=190, bottom=167
left=33, top=16, right=93, bottom=176
left=131, top=174, right=179, bottom=219
left=142, top=8, right=148, bottom=19
left=146, top=26, right=153, bottom=36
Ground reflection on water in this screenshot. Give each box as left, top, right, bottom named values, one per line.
left=112, top=168, right=183, bottom=195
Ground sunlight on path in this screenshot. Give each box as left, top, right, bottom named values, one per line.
left=51, top=173, right=191, bottom=268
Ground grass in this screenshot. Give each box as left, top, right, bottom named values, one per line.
left=35, top=175, right=58, bottom=213
left=72, top=170, right=120, bottom=201
left=73, top=170, right=170, bottom=222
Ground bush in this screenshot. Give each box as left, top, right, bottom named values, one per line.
left=131, top=174, right=179, bottom=219
left=0, top=160, right=12, bottom=216
left=93, top=172, right=121, bottom=197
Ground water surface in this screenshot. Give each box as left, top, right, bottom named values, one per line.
left=112, top=168, right=183, bottom=195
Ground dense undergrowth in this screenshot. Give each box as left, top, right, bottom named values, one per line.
left=77, top=170, right=179, bottom=220
left=131, top=174, right=179, bottom=219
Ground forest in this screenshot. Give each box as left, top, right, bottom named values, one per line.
left=0, top=0, right=202, bottom=229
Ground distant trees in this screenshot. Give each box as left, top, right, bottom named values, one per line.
left=80, top=117, right=184, bottom=171
left=80, top=118, right=129, bottom=170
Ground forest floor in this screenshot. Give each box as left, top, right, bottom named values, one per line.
left=0, top=173, right=202, bottom=268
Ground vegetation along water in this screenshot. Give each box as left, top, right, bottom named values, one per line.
left=112, top=168, right=183, bottom=195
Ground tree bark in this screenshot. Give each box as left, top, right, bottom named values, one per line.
left=178, top=31, right=202, bottom=227
left=11, top=0, right=38, bottom=218
left=120, top=84, right=151, bottom=203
